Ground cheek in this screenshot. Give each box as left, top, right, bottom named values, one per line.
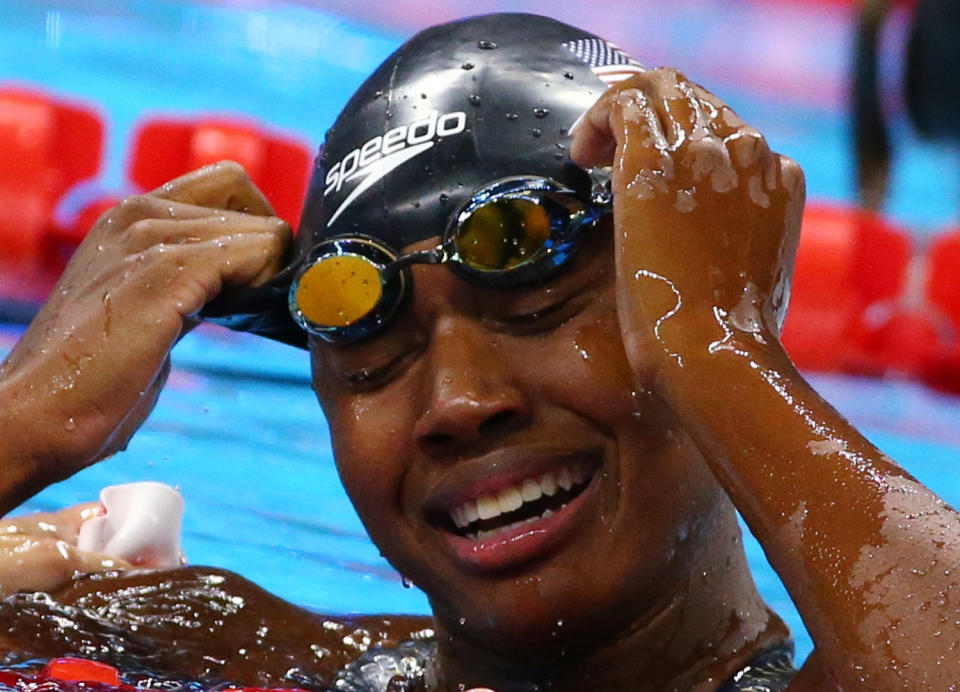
left=315, top=388, right=414, bottom=525
left=536, top=294, right=647, bottom=423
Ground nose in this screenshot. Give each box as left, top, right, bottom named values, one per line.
left=413, top=315, right=532, bottom=457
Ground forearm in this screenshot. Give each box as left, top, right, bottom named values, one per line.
left=0, top=383, right=50, bottom=517
left=662, top=329, right=959, bottom=687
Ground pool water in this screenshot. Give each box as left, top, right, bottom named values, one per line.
left=3, top=0, right=960, bottom=668
left=4, top=321, right=960, bottom=664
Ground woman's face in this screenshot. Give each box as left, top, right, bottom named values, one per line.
left=310, top=229, right=730, bottom=656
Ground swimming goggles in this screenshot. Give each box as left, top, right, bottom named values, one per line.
left=289, top=174, right=612, bottom=344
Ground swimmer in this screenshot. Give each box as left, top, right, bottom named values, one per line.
left=1, top=13, right=959, bottom=692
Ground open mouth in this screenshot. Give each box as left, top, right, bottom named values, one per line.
left=440, top=458, right=598, bottom=541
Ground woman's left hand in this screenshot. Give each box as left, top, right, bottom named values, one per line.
left=571, top=68, right=805, bottom=391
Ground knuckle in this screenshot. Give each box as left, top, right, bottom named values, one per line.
left=111, top=195, right=162, bottom=229
left=268, top=228, right=289, bottom=257
left=134, top=242, right=177, bottom=270
left=269, top=217, right=293, bottom=243
left=117, top=194, right=155, bottom=217
left=124, top=217, right=164, bottom=243
left=660, top=66, right=688, bottom=84
left=211, top=159, right=250, bottom=183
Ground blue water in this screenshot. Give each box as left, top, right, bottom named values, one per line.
left=4, top=321, right=960, bottom=664
left=2, top=0, right=960, bottom=669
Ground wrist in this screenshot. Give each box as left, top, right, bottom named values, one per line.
left=649, top=308, right=794, bottom=414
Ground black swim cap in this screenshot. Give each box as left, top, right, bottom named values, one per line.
left=201, top=13, right=642, bottom=348
left=303, top=13, right=642, bottom=250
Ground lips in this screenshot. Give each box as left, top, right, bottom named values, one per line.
left=425, top=451, right=601, bottom=572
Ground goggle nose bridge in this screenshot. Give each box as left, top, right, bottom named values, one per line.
left=379, top=245, right=448, bottom=282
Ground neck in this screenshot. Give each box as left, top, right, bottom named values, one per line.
left=430, top=512, right=789, bottom=691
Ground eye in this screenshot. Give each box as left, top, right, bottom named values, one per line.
left=494, top=292, right=589, bottom=335
left=339, top=339, right=423, bottom=392
left=344, top=360, right=398, bottom=389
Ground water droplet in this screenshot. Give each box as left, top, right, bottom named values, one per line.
left=531, top=128, right=542, bottom=137
left=556, top=618, right=564, bottom=627
left=563, top=71, right=574, bottom=79
left=477, top=39, right=497, bottom=49
left=467, top=94, right=481, bottom=106
left=439, top=193, right=450, bottom=203
left=505, top=112, right=519, bottom=121
left=401, top=576, right=414, bottom=588
left=64, top=418, right=76, bottom=432
left=413, top=201, right=421, bottom=208
left=458, top=616, right=466, bottom=626
left=420, top=93, right=427, bottom=99
left=555, top=142, right=565, bottom=149
left=533, top=107, right=549, bottom=119
left=373, top=90, right=384, bottom=99
left=461, top=61, right=474, bottom=70
left=559, top=127, right=569, bottom=136
left=554, top=152, right=564, bottom=160
left=385, top=109, right=393, bottom=119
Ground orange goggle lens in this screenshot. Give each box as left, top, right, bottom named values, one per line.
left=293, top=254, right=383, bottom=328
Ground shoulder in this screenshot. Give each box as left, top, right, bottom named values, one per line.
left=1, top=566, right=434, bottom=688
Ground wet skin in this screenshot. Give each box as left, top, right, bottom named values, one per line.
left=0, top=68, right=958, bottom=691
left=311, top=227, right=785, bottom=690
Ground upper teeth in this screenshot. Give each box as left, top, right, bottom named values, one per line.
left=449, top=460, right=593, bottom=530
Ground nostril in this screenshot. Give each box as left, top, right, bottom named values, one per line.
left=421, top=431, right=456, bottom=450
left=478, top=409, right=521, bottom=437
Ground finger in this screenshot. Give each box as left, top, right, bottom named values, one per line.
left=639, top=68, right=704, bottom=148
left=725, top=127, right=772, bottom=172
left=148, top=160, right=276, bottom=216
left=108, top=195, right=253, bottom=230
left=600, top=68, right=700, bottom=149
left=688, top=82, right=746, bottom=140
left=571, top=71, right=666, bottom=167
left=571, top=92, right=618, bottom=168
left=52, top=502, right=102, bottom=541
left=126, top=232, right=291, bottom=319
left=121, top=212, right=291, bottom=255
left=779, top=154, right=806, bottom=202
left=0, top=504, right=96, bottom=540
left=0, top=536, right=130, bottom=597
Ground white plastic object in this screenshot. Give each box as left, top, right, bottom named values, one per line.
left=77, top=482, right=185, bottom=568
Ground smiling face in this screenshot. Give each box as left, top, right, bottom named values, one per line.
left=310, top=226, right=734, bottom=660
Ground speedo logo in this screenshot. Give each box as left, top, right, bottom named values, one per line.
left=324, top=109, right=468, bottom=226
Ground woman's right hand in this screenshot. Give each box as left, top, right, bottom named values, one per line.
left=0, top=161, right=291, bottom=512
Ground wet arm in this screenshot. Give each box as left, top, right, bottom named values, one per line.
left=0, top=387, right=53, bottom=516
left=664, top=323, right=959, bottom=690
left=573, top=69, right=959, bottom=689
left=0, top=162, right=289, bottom=596
left=0, top=162, right=289, bottom=518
